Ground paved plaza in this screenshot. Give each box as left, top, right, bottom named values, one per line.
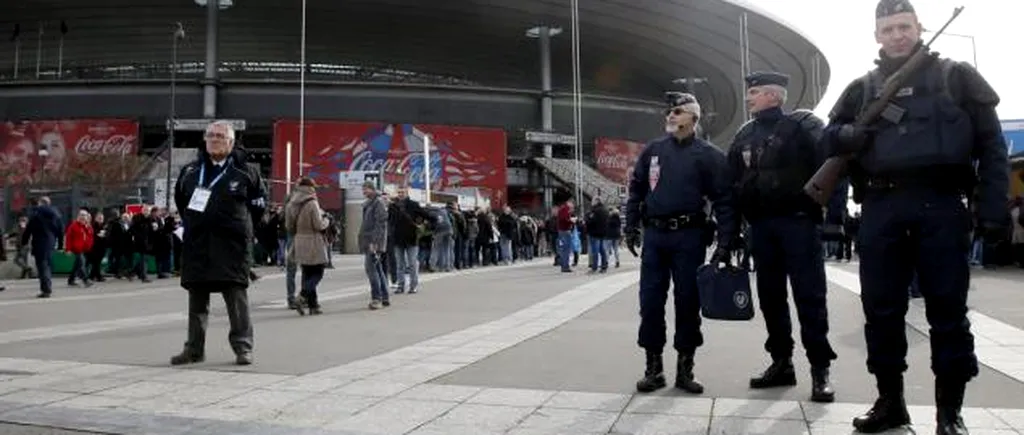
left=0, top=255, right=1021, bottom=434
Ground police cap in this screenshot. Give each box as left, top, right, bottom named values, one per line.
left=876, top=0, right=915, bottom=18
left=745, top=71, right=790, bottom=88
left=664, top=92, right=702, bottom=120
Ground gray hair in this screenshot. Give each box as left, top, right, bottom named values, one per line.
left=763, top=85, right=788, bottom=105
left=206, top=120, right=236, bottom=141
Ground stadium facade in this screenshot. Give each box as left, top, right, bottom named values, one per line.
left=0, top=0, right=830, bottom=213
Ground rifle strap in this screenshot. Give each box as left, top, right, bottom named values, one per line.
left=858, top=58, right=958, bottom=113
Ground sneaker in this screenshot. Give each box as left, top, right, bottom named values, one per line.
left=369, top=300, right=382, bottom=310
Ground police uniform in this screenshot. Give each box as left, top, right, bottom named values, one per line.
left=728, top=71, right=838, bottom=403
left=170, top=145, right=268, bottom=366
left=822, top=1, right=1009, bottom=433
left=625, top=92, right=737, bottom=394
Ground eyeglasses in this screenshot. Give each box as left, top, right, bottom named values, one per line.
left=664, top=108, right=686, bottom=116
left=205, top=132, right=229, bottom=139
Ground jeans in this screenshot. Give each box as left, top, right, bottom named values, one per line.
left=605, top=238, right=620, bottom=265
left=431, top=234, right=453, bottom=271
left=285, top=260, right=298, bottom=303
left=588, top=237, right=607, bottom=271
left=365, top=252, right=389, bottom=302
left=300, top=264, right=326, bottom=308
left=34, top=251, right=53, bottom=294
left=557, top=231, right=572, bottom=271
left=69, top=253, right=88, bottom=284
left=499, top=237, right=513, bottom=264
left=394, top=245, right=420, bottom=292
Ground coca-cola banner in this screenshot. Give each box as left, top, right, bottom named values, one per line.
left=594, top=137, right=646, bottom=185
left=273, top=121, right=508, bottom=209
left=0, top=119, right=139, bottom=184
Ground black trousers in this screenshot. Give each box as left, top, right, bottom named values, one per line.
left=183, top=285, right=253, bottom=356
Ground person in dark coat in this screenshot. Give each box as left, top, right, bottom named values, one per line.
left=129, top=209, right=154, bottom=283
left=170, top=120, right=268, bottom=366
left=21, top=197, right=64, bottom=298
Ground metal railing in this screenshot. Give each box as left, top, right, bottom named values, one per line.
left=534, top=157, right=623, bottom=206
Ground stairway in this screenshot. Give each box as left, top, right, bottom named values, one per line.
left=534, top=157, right=625, bottom=205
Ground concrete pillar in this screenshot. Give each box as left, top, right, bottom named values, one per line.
left=202, top=0, right=219, bottom=118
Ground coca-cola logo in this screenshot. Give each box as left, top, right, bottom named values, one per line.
left=75, top=134, right=137, bottom=155
left=349, top=150, right=443, bottom=186
left=596, top=153, right=632, bottom=170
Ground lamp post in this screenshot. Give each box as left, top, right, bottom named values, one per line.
left=166, top=22, right=185, bottom=209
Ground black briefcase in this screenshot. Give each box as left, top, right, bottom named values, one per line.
left=696, top=263, right=755, bottom=321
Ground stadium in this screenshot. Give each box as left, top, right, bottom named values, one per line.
left=0, top=0, right=830, bottom=216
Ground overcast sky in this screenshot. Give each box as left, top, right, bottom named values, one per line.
left=753, top=0, right=1020, bottom=121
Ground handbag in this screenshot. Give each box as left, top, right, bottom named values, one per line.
left=696, top=263, right=755, bottom=321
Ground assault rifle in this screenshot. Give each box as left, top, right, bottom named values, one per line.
left=802, top=6, right=965, bottom=206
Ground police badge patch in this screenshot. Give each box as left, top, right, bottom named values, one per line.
left=648, top=155, right=661, bottom=190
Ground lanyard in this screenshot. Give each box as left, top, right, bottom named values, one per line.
left=199, top=158, right=232, bottom=189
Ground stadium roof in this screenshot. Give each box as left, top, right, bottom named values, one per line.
left=1, top=0, right=830, bottom=142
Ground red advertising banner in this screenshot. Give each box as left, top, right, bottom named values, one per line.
left=1, top=119, right=140, bottom=211
left=594, top=137, right=645, bottom=185
left=272, top=121, right=508, bottom=209
left=1, top=119, right=140, bottom=184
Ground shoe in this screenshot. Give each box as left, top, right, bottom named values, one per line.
left=810, top=366, right=836, bottom=403
left=369, top=300, right=382, bottom=310
left=852, top=374, right=910, bottom=433
left=935, top=378, right=968, bottom=435
left=170, top=351, right=204, bottom=366
left=635, top=350, right=667, bottom=393
left=675, top=353, right=704, bottom=394
left=750, top=358, right=798, bottom=389
left=235, top=352, right=253, bottom=365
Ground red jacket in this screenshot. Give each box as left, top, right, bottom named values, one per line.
left=65, top=221, right=94, bottom=254
left=556, top=204, right=575, bottom=232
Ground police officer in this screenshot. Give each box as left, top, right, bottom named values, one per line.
left=625, top=92, right=737, bottom=394
left=822, top=1, right=1008, bottom=433
left=728, top=71, right=839, bottom=403
left=171, top=120, right=269, bottom=366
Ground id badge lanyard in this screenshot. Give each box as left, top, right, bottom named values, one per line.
left=199, top=158, right=232, bottom=189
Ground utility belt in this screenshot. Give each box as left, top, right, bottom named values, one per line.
left=863, top=175, right=965, bottom=195
left=645, top=213, right=706, bottom=231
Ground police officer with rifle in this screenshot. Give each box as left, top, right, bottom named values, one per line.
left=624, top=92, right=737, bottom=394
left=728, top=71, right=839, bottom=403
left=818, top=1, right=1009, bottom=433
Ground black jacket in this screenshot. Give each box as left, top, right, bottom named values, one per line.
left=390, top=198, right=429, bottom=248
left=174, top=147, right=268, bottom=291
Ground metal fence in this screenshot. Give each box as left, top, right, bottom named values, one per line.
left=1, top=181, right=151, bottom=231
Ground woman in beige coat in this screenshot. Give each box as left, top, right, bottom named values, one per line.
left=285, top=178, right=331, bottom=315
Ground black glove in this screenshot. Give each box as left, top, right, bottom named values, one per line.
left=835, top=124, right=871, bottom=154
left=727, top=235, right=746, bottom=251
left=625, top=227, right=641, bottom=257
left=709, top=246, right=731, bottom=266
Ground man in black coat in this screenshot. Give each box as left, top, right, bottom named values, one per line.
left=170, top=120, right=268, bottom=366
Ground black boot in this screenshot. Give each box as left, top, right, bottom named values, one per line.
left=810, top=366, right=835, bottom=403
left=852, top=374, right=911, bottom=433
left=635, top=350, right=666, bottom=393
left=675, top=353, right=704, bottom=394
left=749, top=358, right=797, bottom=389
left=935, top=378, right=968, bottom=435
left=169, top=349, right=204, bottom=366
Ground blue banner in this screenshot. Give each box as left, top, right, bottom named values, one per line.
left=1002, top=119, right=1024, bottom=156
